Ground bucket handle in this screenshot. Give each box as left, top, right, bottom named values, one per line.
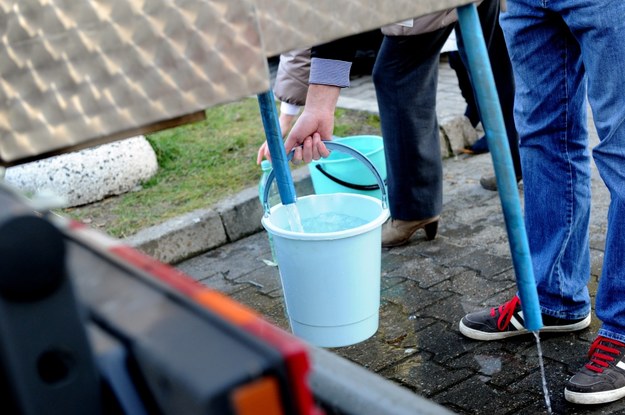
left=262, top=141, right=388, bottom=214
left=314, top=164, right=386, bottom=191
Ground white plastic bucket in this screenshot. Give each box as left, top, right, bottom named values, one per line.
left=260, top=141, right=389, bottom=347
left=262, top=193, right=389, bottom=347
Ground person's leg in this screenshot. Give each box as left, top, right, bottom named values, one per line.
left=448, top=49, right=480, bottom=128
left=501, top=1, right=591, bottom=319
left=372, top=27, right=453, bottom=222
left=456, top=0, right=522, bottom=187
left=563, top=1, right=625, bottom=343
left=459, top=0, right=592, bottom=341
left=557, top=0, right=625, bottom=404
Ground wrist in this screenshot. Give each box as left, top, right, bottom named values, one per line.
left=305, top=84, right=340, bottom=116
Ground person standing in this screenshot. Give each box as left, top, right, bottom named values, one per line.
left=459, top=0, right=625, bottom=405
left=285, top=0, right=512, bottom=247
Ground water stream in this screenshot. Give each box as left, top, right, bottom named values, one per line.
left=284, top=203, right=304, bottom=233
left=533, top=331, right=553, bottom=414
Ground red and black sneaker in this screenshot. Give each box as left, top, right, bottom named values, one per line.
left=565, top=336, right=625, bottom=404
left=459, top=296, right=591, bottom=341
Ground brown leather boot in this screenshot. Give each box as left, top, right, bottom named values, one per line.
left=480, top=174, right=522, bottom=191
left=381, top=216, right=440, bottom=248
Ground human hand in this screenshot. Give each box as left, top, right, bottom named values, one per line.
left=284, top=84, right=339, bottom=164
left=279, top=113, right=298, bottom=138
left=256, top=110, right=301, bottom=165
left=256, top=141, right=270, bottom=165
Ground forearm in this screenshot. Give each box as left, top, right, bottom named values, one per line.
left=303, top=84, right=341, bottom=119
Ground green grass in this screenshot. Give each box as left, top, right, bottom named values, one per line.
left=60, top=98, right=381, bottom=238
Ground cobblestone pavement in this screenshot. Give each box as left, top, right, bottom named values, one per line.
left=176, top=60, right=621, bottom=415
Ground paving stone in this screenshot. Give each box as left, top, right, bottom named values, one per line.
left=382, top=249, right=415, bottom=273
left=434, top=375, right=535, bottom=414
left=589, top=226, right=607, bottom=251
left=414, top=322, right=483, bottom=365
left=443, top=249, right=515, bottom=279
left=530, top=334, right=590, bottom=370
left=194, top=272, right=250, bottom=296
left=382, top=280, right=454, bottom=314
left=331, top=334, right=419, bottom=373
left=381, top=274, right=408, bottom=291
left=450, top=269, right=517, bottom=304
left=377, top=300, right=437, bottom=348
left=578, top=318, right=602, bottom=343
left=590, top=248, right=604, bottom=278
left=412, top=293, right=473, bottom=327
left=508, top=360, right=579, bottom=414
left=387, top=256, right=465, bottom=289
left=511, top=400, right=557, bottom=415
left=229, top=287, right=289, bottom=331
left=468, top=286, right=519, bottom=311
left=447, top=342, right=535, bottom=388
left=235, top=264, right=283, bottom=295
left=178, top=232, right=269, bottom=281
left=403, top=238, right=475, bottom=262
left=382, top=352, right=474, bottom=397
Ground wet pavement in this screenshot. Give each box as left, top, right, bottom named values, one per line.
left=174, top=60, right=622, bottom=414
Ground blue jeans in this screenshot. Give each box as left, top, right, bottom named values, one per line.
left=500, top=0, right=625, bottom=342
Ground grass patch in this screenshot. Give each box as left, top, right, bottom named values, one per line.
left=60, top=97, right=381, bottom=238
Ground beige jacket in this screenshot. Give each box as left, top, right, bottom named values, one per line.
left=381, top=1, right=482, bottom=36
left=273, top=48, right=311, bottom=107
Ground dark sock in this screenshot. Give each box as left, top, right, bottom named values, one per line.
left=469, top=136, right=489, bottom=154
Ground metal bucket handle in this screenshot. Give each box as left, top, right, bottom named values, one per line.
left=262, top=141, right=388, bottom=214
left=314, top=162, right=386, bottom=191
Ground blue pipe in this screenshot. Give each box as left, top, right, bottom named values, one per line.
left=457, top=4, right=542, bottom=331
left=257, top=91, right=297, bottom=205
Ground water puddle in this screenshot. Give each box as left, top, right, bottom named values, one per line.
left=473, top=355, right=502, bottom=382
left=533, top=331, right=552, bottom=414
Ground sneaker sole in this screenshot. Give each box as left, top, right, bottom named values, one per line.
left=565, top=385, right=625, bottom=405
left=459, top=314, right=591, bottom=341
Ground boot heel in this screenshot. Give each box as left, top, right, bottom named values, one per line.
left=424, top=221, right=438, bottom=241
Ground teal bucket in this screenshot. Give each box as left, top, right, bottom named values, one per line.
left=309, top=135, right=387, bottom=199
left=261, top=142, right=389, bottom=347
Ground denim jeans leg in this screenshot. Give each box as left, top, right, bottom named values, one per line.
left=500, top=1, right=592, bottom=319
left=561, top=0, right=625, bottom=341
left=372, top=27, right=453, bottom=221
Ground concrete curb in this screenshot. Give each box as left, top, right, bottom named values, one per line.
left=124, top=165, right=314, bottom=264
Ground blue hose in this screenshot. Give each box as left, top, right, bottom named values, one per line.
left=457, top=4, right=542, bottom=331
left=257, top=91, right=297, bottom=205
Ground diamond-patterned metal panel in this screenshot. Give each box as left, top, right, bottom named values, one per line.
left=0, top=0, right=476, bottom=166
left=0, top=0, right=268, bottom=166
left=254, top=0, right=475, bottom=57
